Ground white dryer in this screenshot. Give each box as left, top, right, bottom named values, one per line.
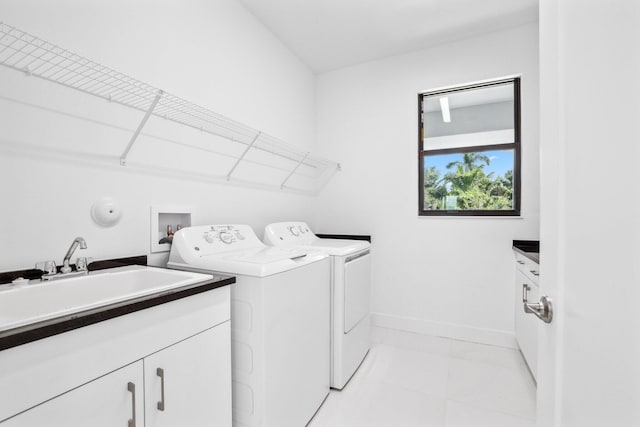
left=264, top=222, right=371, bottom=390
left=168, top=224, right=330, bottom=427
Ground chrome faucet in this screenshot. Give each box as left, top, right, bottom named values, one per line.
left=61, top=237, right=87, bottom=273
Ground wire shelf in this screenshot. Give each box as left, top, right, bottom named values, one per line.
left=0, top=22, right=340, bottom=193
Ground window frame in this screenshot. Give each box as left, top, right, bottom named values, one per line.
left=418, top=77, right=521, bottom=217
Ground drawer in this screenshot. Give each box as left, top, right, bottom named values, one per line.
left=515, top=253, right=540, bottom=285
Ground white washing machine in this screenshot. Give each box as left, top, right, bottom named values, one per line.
left=264, top=222, right=371, bottom=390
left=168, top=224, right=330, bottom=427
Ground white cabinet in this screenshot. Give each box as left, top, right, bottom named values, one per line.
left=514, top=252, right=540, bottom=381
left=3, top=325, right=231, bottom=427
left=3, top=361, right=145, bottom=427
left=144, top=324, right=232, bottom=427
left=0, top=285, right=231, bottom=426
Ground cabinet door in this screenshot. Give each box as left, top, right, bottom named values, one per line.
left=144, top=323, right=231, bottom=427
left=2, top=361, right=144, bottom=427
left=515, top=270, right=539, bottom=379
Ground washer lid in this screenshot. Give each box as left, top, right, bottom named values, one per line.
left=264, top=221, right=370, bottom=256
left=219, top=246, right=309, bottom=263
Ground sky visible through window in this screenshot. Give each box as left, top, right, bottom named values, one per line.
left=424, top=149, right=513, bottom=179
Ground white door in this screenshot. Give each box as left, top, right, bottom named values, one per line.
left=538, top=1, right=640, bottom=425
left=144, top=324, right=232, bottom=427
left=2, top=361, right=144, bottom=427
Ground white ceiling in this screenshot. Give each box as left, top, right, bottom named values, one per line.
left=239, top=0, right=539, bottom=73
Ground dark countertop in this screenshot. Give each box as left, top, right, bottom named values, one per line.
left=0, top=256, right=235, bottom=351
left=316, top=233, right=372, bottom=243
left=513, top=240, right=540, bottom=264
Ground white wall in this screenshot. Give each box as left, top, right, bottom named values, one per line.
left=314, top=23, right=540, bottom=347
left=0, top=0, right=318, bottom=270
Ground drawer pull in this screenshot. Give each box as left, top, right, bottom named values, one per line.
left=157, top=368, right=166, bottom=411
left=127, top=382, right=136, bottom=427
left=517, top=260, right=525, bottom=265
left=530, top=270, right=539, bottom=276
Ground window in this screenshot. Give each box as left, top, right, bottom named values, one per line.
left=418, top=77, right=521, bottom=216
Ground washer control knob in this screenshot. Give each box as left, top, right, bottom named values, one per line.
left=219, top=231, right=233, bottom=244
left=288, top=226, right=300, bottom=237
left=204, top=234, right=214, bottom=243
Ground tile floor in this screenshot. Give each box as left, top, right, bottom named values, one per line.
left=308, top=326, right=536, bottom=427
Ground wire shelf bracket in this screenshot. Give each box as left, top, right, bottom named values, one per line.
left=226, top=131, right=261, bottom=181
left=120, top=89, right=163, bottom=166
left=281, top=152, right=310, bottom=190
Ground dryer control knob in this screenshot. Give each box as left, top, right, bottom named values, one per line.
left=288, top=226, right=300, bottom=237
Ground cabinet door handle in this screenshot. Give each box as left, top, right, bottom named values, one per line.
left=517, top=260, right=525, bottom=265
left=522, top=284, right=531, bottom=303
left=157, top=368, right=166, bottom=411
left=127, top=382, right=136, bottom=427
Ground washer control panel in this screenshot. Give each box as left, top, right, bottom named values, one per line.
left=201, top=225, right=246, bottom=246
left=174, top=224, right=262, bottom=256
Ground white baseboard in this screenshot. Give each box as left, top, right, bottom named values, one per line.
left=371, top=312, right=518, bottom=349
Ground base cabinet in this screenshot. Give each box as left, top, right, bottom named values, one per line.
left=514, top=253, right=540, bottom=381
left=3, top=325, right=231, bottom=427
left=144, top=324, right=232, bottom=427
left=3, top=362, right=145, bottom=427
left=0, top=286, right=231, bottom=426
left=514, top=270, right=539, bottom=379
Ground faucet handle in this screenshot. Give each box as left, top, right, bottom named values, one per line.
left=36, top=260, right=57, bottom=275
left=75, top=257, right=94, bottom=272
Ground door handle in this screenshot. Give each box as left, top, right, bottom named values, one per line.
left=524, top=295, right=553, bottom=324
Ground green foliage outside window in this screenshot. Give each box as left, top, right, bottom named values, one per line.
left=423, top=152, right=513, bottom=211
